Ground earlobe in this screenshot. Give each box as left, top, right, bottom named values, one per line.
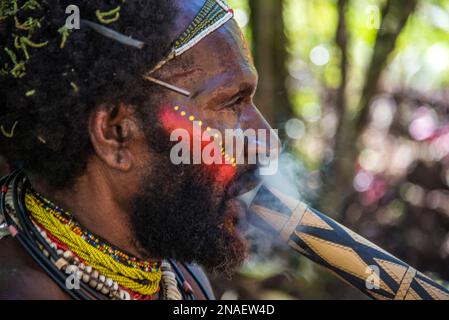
left=89, top=104, right=136, bottom=172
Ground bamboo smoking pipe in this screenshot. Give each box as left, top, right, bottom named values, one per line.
left=238, top=183, right=449, bottom=300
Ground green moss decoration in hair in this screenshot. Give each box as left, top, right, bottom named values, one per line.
left=70, top=81, right=79, bottom=93
left=0, top=121, right=19, bottom=138
left=20, top=0, right=39, bottom=10
left=0, top=1, right=19, bottom=20
left=95, top=6, right=121, bottom=24
left=0, top=1, right=128, bottom=79
left=14, top=34, right=48, bottom=60
left=4, top=46, right=26, bottom=78
left=58, top=25, right=70, bottom=48
left=1, top=0, right=47, bottom=78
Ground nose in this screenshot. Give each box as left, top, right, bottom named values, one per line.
left=239, top=105, right=281, bottom=167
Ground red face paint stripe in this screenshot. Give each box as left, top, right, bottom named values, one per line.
left=158, top=106, right=237, bottom=184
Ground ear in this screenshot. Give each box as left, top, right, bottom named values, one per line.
left=89, top=104, right=139, bottom=171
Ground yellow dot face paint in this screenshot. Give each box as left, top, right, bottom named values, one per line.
left=167, top=105, right=238, bottom=183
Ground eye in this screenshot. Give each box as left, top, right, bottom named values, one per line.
left=227, top=95, right=245, bottom=112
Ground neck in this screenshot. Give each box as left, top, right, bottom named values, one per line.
left=28, top=162, right=145, bottom=260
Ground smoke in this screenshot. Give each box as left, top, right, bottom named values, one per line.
left=261, top=152, right=309, bottom=199
left=239, top=150, right=311, bottom=264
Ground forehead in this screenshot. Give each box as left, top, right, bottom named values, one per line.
left=188, top=21, right=255, bottom=90
left=158, top=1, right=256, bottom=91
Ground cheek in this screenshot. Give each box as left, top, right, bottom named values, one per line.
left=158, top=106, right=237, bottom=185
left=158, top=105, right=194, bottom=136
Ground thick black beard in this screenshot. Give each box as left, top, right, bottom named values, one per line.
left=130, top=124, right=248, bottom=276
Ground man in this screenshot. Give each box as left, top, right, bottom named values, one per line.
left=0, top=0, right=271, bottom=299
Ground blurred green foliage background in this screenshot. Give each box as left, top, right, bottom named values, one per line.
left=209, top=0, right=449, bottom=300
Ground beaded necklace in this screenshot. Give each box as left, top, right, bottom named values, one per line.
left=25, top=189, right=163, bottom=297
left=30, top=190, right=156, bottom=271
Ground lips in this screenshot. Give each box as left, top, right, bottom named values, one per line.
left=223, top=166, right=260, bottom=234
left=226, top=165, right=260, bottom=198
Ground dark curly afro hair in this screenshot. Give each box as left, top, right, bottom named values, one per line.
left=0, top=0, right=178, bottom=188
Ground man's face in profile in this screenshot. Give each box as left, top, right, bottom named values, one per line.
left=128, top=2, right=272, bottom=275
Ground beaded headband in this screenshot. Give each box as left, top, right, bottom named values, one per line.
left=148, top=0, right=234, bottom=74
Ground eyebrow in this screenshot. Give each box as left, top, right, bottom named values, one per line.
left=194, top=78, right=257, bottom=109
left=220, top=83, right=256, bottom=109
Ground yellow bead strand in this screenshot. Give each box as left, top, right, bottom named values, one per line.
left=25, top=193, right=161, bottom=296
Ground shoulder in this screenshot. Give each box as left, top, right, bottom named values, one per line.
left=0, top=236, right=70, bottom=300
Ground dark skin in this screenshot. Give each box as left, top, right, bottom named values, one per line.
left=0, top=0, right=275, bottom=299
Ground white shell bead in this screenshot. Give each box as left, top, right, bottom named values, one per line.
left=101, top=287, right=110, bottom=295
left=75, top=270, right=83, bottom=279
left=82, top=273, right=90, bottom=283
left=65, top=265, right=78, bottom=274
left=63, top=251, right=73, bottom=259
left=91, top=270, right=99, bottom=279
left=105, top=278, right=113, bottom=287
